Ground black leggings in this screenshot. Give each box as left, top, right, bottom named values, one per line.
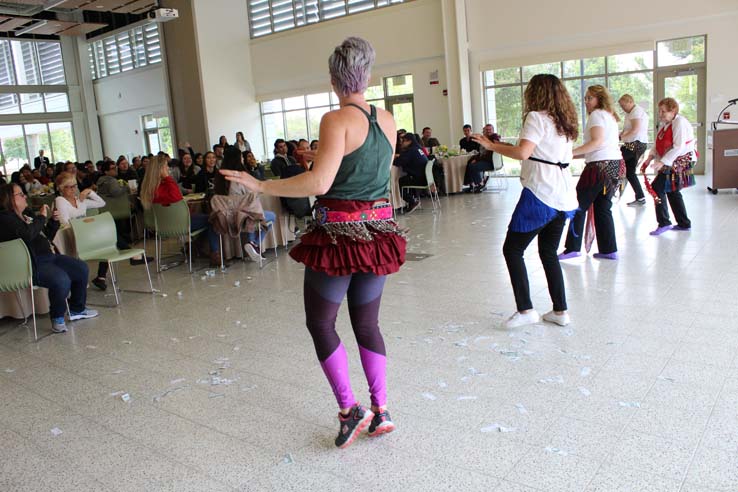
left=503, top=216, right=567, bottom=312
left=564, top=191, right=617, bottom=254
left=652, top=174, right=691, bottom=228
left=622, top=145, right=646, bottom=200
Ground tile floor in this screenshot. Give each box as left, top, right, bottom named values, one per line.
left=1, top=178, right=737, bottom=491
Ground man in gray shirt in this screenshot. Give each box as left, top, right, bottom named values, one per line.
left=96, top=161, right=128, bottom=199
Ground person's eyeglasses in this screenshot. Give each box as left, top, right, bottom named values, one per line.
left=13, top=192, right=25, bottom=197
left=63, top=185, right=78, bottom=189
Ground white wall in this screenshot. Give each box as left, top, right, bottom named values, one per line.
left=94, top=65, right=169, bottom=159
left=192, top=0, right=263, bottom=158
left=248, top=0, right=451, bottom=145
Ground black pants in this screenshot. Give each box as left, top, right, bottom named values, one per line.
left=464, top=160, right=495, bottom=186
left=653, top=174, right=691, bottom=228
left=399, top=174, right=426, bottom=203
left=621, top=146, right=645, bottom=200
left=503, top=216, right=567, bottom=312
left=564, top=190, right=617, bottom=254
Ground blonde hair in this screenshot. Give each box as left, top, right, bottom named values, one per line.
left=55, top=171, right=76, bottom=190
left=139, top=156, right=166, bottom=209
left=658, top=97, right=679, bottom=114
left=618, top=94, right=634, bottom=105
left=586, top=85, right=620, bottom=122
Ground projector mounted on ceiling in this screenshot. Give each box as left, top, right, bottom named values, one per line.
left=147, top=8, right=178, bottom=23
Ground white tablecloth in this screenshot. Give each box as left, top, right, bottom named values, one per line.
left=438, top=155, right=471, bottom=194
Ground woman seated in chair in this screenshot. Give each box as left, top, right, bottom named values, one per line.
left=393, top=132, right=428, bottom=213
left=139, top=156, right=221, bottom=267
left=214, top=146, right=276, bottom=262
left=0, top=183, right=99, bottom=334
left=54, top=171, right=150, bottom=290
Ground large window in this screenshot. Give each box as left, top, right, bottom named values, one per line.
left=248, top=0, right=406, bottom=38
left=0, top=122, right=76, bottom=174
left=142, top=114, right=172, bottom=156
left=88, top=23, right=162, bottom=80
left=0, top=38, right=76, bottom=176
left=259, top=74, right=413, bottom=160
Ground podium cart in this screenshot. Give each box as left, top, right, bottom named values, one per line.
left=708, top=126, right=738, bottom=194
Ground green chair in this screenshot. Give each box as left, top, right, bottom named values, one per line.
left=85, top=207, right=99, bottom=217
left=99, top=192, right=137, bottom=240
left=152, top=201, right=207, bottom=273
left=70, top=212, right=155, bottom=305
left=0, top=239, right=38, bottom=340
left=400, top=158, right=441, bottom=212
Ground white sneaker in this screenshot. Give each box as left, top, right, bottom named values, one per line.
left=243, top=242, right=264, bottom=262
left=542, top=310, right=570, bottom=326
left=503, top=310, right=540, bottom=329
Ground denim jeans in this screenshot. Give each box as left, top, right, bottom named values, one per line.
left=246, top=210, right=276, bottom=243
left=35, top=254, right=89, bottom=319
left=189, top=213, right=219, bottom=251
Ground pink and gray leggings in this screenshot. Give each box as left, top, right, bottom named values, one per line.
left=304, top=267, right=387, bottom=409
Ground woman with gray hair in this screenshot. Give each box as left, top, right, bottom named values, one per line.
left=221, top=37, right=405, bottom=449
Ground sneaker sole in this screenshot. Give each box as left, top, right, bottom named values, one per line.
left=338, top=410, right=374, bottom=449
left=543, top=317, right=570, bottom=326
left=368, top=422, right=396, bottom=437
left=68, top=314, right=98, bottom=321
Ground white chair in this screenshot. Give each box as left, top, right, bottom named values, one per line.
left=219, top=220, right=278, bottom=270
left=483, top=152, right=508, bottom=193
left=401, top=159, right=441, bottom=212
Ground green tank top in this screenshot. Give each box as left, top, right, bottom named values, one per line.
left=321, top=104, right=393, bottom=201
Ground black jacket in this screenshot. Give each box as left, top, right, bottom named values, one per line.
left=393, top=144, right=429, bottom=178
left=459, top=137, right=480, bottom=153
left=0, top=209, right=59, bottom=275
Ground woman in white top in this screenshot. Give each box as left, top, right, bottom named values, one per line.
left=560, top=85, right=624, bottom=261
left=54, top=171, right=106, bottom=224
left=643, top=97, right=694, bottom=235
left=474, top=74, right=579, bottom=329
left=54, top=171, right=110, bottom=291
left=234, top=131, right=251, bottom=153
left=618, top=94, right=649, bottom=205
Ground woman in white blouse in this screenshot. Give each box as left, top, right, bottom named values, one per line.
left=54, top=171, right=110, bottom=290
left=643, top=97, right=694, bottom=235
left=54, top=171, right=106, bottom=224
left=618, top=94, right=649, bottom=206
left=560, top=85, right=624, bottom=261
left=234, top=131, right=251, bottom=153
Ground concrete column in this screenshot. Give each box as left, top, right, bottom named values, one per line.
left=441, top=0, right=474, bottom=139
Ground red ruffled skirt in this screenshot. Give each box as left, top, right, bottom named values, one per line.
left=289, top=198, right=407, bottom=276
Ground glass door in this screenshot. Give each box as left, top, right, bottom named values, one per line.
left=655, top=67, right=706, bottom=172
left=386, top=96, right=415, bottom=134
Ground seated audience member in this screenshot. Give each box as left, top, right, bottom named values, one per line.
left=80, top=161, right=98, bottom=190
left=394, top=133, right=429, bottom=213
left=197, top=151, right=219, bottom=192
left=269, top=139, right=311, bottom=219
left=310, top=139, right=319, bottom=151
left=40, top=165, right=55, bottom=185
left=421, top=126, right=441, bottom=151
left=117, top=156, right=138, bottom=182
left=19, top=167, right=43, bottom=195
left=178, top=153, right=201, bottom=194
left=463, top=123, right=502, bottom=192
left=459, top=124, right=481, bottom=153
left=234, top=131, right=251, bottom=153
left=395, top=128, right=407, bottom=153
left=168, top=158, right=182, bottom=183
left=140, top=156, right=221, bottom=267
left=54, top=171, right=150, bottom=291
left=245, top=151, right=266, bottom=181
left=213, top=144, right=225, bottom=167
left=270, top=139, right=298, bottom=178
left=137, top=155, right=150, bottom=182
left=214, top=146, right=276, bottom=261
left=96, top=161, right=128, bottom=199
left=294, top=139, right=311, bottom=170
left=194, top=153, right=204, bottom=169
left=131, top=156, right=142, bottom=173
left=218, top=135, right=229, bottom=149
left=0, top=183, right=98, bottom=333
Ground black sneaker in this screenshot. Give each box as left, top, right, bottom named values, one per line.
left=91, top=277, right=107, bottom=291
left=334, top=403, right=374, bottom=449
left=368, top=410, right=395, bottom=437
left=130, top=256, right=154, bottom=266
